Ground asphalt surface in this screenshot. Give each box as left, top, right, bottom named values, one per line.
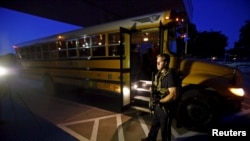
left=1, top=69, right=250, bottom=141
left=0, top=81, right=78, bottom=141
left=0, top=76, right=211, bottom=141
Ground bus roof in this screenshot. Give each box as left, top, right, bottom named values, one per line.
left=15, top=10, right=171, bottom=48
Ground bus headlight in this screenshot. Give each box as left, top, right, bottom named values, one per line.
left=0, top=66, right=8, bottom=76
left=229, top=88, right=245, bottom=97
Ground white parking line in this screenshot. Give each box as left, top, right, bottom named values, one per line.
left=138, top=116, right=149, bottom=136
left=91, top=120, right=99, bottom=141
left=58, top=114, right=118, bottom=125
left=117, top=114, right=125, bottom=141
left=136, top=115, right=184, bottom=138
left=58, top=114, right=124, bottom=141
left=171, top=126, right=179, bottom=138
left=58, top=111, right=208, bottom=141
left=57, top=124, right=89, bottom=141
left=137, top=114, right=206, bottom=139
left=176, top=130, right=206, bottom=138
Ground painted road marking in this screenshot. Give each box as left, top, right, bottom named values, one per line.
left=58, top=114, right=120, bottom=141
left=91, top=119, right=99, bottom=141
left=138, top=115, right=149, bottom=136
left=117, top=114, right=125, bottom=141
left=57, top=124, right=89, bottom=141
left=58, top=112, right=207, bottom=141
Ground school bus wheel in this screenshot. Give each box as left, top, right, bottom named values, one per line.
left=177, top=89, right=222, bottom=131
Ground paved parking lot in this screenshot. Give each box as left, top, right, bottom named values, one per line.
left=1, top=68, right=250, bottom=141
left=0, top=76, right=209, bottom=141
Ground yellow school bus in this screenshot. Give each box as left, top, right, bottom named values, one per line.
left=14, top=7, right=245, bottom=131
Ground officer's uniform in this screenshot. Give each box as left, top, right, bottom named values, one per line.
left=146, top=68, right=179, bottom=141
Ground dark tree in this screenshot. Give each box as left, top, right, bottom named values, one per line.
left=232, top=20, right=250, bottom=59
left=238, top=20, right=250, bottom=48
left=185, top=23, right=198, bottom=56
left=192, top=31, right=228, bottom=58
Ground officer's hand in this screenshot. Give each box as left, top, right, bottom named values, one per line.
left=153, top=98, right=160, bottom=104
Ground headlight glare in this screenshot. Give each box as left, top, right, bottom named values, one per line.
left=229, top=88, right=245, bottom=97
left=0, top=66, right=8, bottom=76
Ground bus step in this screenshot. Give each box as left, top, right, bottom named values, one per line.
left=133, top=96, right=150, bottom=102
left=131, top=106, right=150, bottom=113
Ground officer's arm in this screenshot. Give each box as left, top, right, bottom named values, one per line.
left=159, top=87, right=177, bottom=103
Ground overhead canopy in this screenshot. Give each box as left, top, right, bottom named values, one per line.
left=1, top=0, right=192, bottom=27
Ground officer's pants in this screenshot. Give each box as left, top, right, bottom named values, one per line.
left=147, top=105, right=172, bottom=141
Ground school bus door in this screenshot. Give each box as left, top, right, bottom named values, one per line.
left=120, top=27, right=131, bottom=109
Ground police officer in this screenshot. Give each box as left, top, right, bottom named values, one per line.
left=142, top=53, right=180, bottom=141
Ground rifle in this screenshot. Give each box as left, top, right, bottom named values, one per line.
left=149, top=72, right=159, bottom=117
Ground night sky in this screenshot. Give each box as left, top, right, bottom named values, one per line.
left=0, top=8, right=82, bottom=56
left=0, top=0, right=250, bottom=56
left=192, top=0, right=250, bottom=49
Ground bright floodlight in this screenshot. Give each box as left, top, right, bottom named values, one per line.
left=0, top=66, right=8, bottom=76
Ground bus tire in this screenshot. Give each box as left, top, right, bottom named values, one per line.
left=176, top=89, right=221, bottom=131
left=43, top=75, right=56, bottom=95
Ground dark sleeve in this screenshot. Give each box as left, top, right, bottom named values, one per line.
left=167, top=69, right=179, bottom=88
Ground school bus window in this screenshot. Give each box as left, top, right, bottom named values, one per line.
left=79, top=48, right=90, bottom=57
left=21, top=47, right=28, bottom=59
left=66, top=40, right=77, bottom=58
left=48, top=42, right=58, bottom=59
left=78, top=37, right=90, bottom=48
left=15, top=48, right=21, bottom=60
left=30, top=46, right=36, bottom=59
left=24, top=47, right=29, bottom=59
left=49, top=42, right=57, bottom=50
left=50, top=49, right=59, bottom=59
left=108, top=45, right=120, bottom=56
left=68, top=49, right=77, bottom=57
left=19, top=48, right=23, bottom=59
left=57, top=40, right=67, bottom=58
left=67, top=40, right=77, bottom=48
left=35, top=46, right=42, bottom=59
left=27, top=47, right=32, bottom=59
left=42, top=44, right=50, bottom=59
left=57, top=40, right=66, bottom=50
left=59, top=49, right=67, bottom=58
left=108, top=33, right=120, bottom=56
left=92, top=34, right=106, bottom=47
left=27, top=47, right=31, bottom=59
left=92, top=46, right=105, bottom=56
left=19, top=48, right=25, bottom=59
left=108, top=32, right=120, bottom=44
